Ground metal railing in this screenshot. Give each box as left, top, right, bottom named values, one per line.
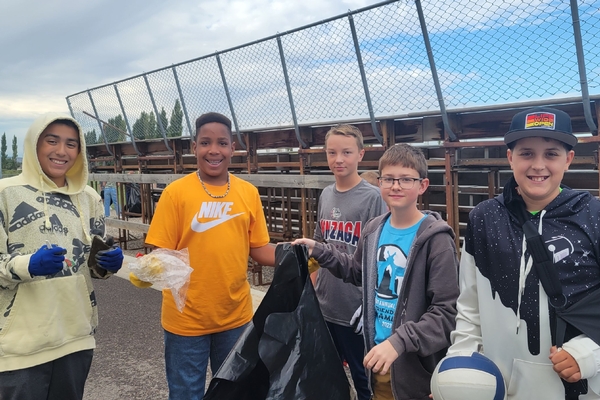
left=67, top=0, right=600, bottom=150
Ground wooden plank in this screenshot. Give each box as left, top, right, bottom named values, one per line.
left=105, top=219, right=150, bottom=233
left=90, top=173, right=336, bottom=189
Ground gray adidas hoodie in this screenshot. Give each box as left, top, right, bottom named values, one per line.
left=0, top=113, right=106, bottom=372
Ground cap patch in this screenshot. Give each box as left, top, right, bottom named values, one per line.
left=525, top=112, right=555, bottom=130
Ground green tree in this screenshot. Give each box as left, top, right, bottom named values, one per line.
left=11, top=136, right=18, bottom=169
left=85, top=129, right=98, bottom=145
left=147, top=112, right=160, bottom=139
left=104, top=115, right=127, bottom=142
left=1, top=133, right=7, bottom=170
left=132, top=111, right=157, bottom=140
left=167, top=99, right=184, bottom=137
left=158, top=107, right=168, bottom=137
left=132, top=112, right=145, bottom=140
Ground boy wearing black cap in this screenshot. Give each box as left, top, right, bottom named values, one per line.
left=445, top=107, right=600, bottom=399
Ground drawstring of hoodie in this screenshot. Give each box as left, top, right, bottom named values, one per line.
left=76, top=195, right=92, bottom=243
left=515, top=210, right=547, bottom=333
left=516, top=237, right=533, bottom=333
left=40, top=176, right=52, bottom=230
left=538, top=210, right=546, bottom=234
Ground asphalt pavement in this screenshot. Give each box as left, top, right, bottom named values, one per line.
left=82, top=258, right=267, bottom=400
left=83, top=271, right=168, bottom=400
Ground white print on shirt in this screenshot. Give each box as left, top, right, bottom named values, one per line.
left=545, top=236, right=574, bottom=263
left=376, top=244, right=406, bottom=300
left=190, top=201, right=244, bottom=233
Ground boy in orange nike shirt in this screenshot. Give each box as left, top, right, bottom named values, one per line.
left=140, top=112, right=275, bottom=400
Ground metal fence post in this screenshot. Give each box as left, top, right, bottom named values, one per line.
left=570, top=0, right=598, bottom=134
left=88, top=90, right=113, bottom=156
left=172, top=66, right=194, bottom=137
left=348, top=13, right=383, bottom=144
left=414, top=0, right=457, bottom=141
left=114, top=84, right=142, bottom=155
left=277, top=35, right=307, bottom=149
left=216, top=53, right=246, bottom=150
left=66, top=97, right=75, bottom=120
left=143, top=75, right=173, bottom=153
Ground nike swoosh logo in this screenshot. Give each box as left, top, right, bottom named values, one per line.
left=191, top=212, right=244, bottom=233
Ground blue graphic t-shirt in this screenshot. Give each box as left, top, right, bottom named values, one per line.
left=374, top=214, right=425, bottom=344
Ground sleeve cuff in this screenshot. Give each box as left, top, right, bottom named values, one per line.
left=311, top=243, right=325, bottom=260
left=13, top=254, right=34, bottom=281
left=562, top=334, right=600, bottom=380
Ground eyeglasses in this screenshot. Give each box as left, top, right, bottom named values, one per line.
left=377, top=176, right=423, bottom=189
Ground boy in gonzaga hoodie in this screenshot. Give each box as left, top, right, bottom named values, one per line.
left=0, top=113, right=123, bottom=400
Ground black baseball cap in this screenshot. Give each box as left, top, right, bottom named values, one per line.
left=504, top=107, right=577, bottom=148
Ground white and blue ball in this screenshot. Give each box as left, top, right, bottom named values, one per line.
left=431, top=352, right=506, bottom=400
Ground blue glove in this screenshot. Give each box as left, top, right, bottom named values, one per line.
left=29, top=244, right=67, bottom=276
left=95, top=246, right=124, bottom=273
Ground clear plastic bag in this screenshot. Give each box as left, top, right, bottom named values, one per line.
left=128, top=248, right=192, bottom=312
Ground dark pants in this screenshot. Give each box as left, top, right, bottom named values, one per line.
left=0, top=350, right=93, bottom=400
left=327, top=321, right=372, bottom=400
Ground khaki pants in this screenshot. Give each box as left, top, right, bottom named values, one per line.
left=372, top=371, right=394, bottom=400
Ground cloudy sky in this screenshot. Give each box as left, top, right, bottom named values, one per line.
left=0, top=0, right=382, bottom=154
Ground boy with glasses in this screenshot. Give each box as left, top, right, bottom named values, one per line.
left=294, top=143, right=459, bottom=399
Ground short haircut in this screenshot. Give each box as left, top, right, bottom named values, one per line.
left=379, top=143, right=428, bottom=179
left=195, top=112, right=232, bottom=140
left=324, top=124, right=364, bottom=150
left=52, top=119, right=80, bottom=134
left=50, top=119, right=81, bottom=149
left=360, top=170, right=379, bottom=186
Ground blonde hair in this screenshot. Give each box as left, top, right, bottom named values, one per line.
left=379, top=144, right=428, bottom=178
left=324, top=124, right=364, bottom=151
left=360, top=170, right=379, bottom=186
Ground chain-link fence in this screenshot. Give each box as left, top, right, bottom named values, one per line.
left=66, top=0, right=600, bottom=147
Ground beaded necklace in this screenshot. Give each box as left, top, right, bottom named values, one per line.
left=197, top=170, right=230, bottom=199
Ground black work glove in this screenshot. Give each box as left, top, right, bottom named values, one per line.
left=95, top=243, right=124, bottom=273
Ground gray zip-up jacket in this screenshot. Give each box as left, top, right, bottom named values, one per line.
left=312, top=211, right=459, bottom=399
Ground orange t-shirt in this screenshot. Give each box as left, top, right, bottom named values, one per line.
left=145, top=173, right=270, bottom=335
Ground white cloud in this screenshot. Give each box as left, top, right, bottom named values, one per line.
left=1, top=0, right=599, bottom=154
left=0, top=0, right=381, bottom=153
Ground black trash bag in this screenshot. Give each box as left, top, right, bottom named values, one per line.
left=555, top=288, right=600, bottom=347
left=204, top=243, right=351, bottom=400
left=125, top=183, right=142, bottom=214
left=552, top=289, right=600, bottom=398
